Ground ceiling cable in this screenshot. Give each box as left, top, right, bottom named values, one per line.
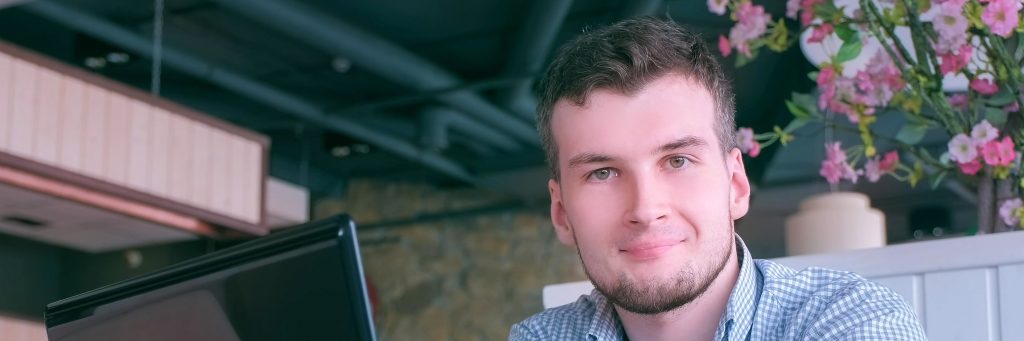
left=150, top=0, right=164, bottom=96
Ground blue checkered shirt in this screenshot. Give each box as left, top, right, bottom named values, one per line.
left=510, top=236, right=926, bottom=340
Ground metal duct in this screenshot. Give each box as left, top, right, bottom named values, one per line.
left=496, top=0, right=573, bottom=121
left=211, top=0, right=540, bottom=146
left=23, top=1, right=478, bottom=184
left=420, top=107, right=520, bottom=153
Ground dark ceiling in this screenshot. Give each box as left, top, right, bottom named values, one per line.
left=0, top=0, right=812, bottom=202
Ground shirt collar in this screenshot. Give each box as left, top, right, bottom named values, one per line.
left=714, top=235, right=761, bottom=341
left=587, top=288, right=624, bottom=341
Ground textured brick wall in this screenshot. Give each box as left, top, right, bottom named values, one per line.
left=314, top=180, right=586, bottom=340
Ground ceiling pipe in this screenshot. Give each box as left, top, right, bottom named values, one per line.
left=210, top=0, right=540, bottom=147
left=22, top=1, right=479, bottom=184
left=495, top=0, right=574, bottom=121
left=419, top=107, right=521, bottom=153
left=0, top=0, right=30, bottom=10
left=622, top=0, right=663, bottom=17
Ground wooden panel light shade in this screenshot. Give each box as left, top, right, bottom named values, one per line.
left=0, top=40, right=270, bottom=239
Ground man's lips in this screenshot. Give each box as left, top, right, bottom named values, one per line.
left=620, top=239, right=683, bottom=260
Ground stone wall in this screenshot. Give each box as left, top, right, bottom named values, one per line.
left=314, top=180, right=587, bottom=341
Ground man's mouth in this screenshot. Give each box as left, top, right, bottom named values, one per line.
left=620, top=239, right=684, bottom=261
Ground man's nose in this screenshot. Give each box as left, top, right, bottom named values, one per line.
left=623, top=175, right=670, bottom=228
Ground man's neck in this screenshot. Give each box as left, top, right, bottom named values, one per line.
left=615, top=244, right=741, bottom=341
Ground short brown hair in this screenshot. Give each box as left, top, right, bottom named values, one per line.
left=536, top=17, right=736, bottom=179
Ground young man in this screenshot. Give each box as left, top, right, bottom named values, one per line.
left=510, top=18, right=926, bottom=341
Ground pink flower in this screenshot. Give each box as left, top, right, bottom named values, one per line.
left=933, top=1, right=970, bottom=54
left=786, top=0, right=801, bottom=19
left=817, top=67, right=838, bottom=110
left=949, top=93, right=969, bottom=110
left=736, top=127, right=761, bottom=157
left=948, top=133, right=978, bottom=163
left=719, top=35, right=732, bottom=57
left=981, top=136, right=1016, bottom=166
left=864, top=151, right=900, bottom=182
left=958, top=159, right=983, bottom=175
left=800, top=0, right=824, bottom=26
left=1006, top=101, right=1021, bottom=112
left=999, top=198, right=1023, bottom=227
left=970, top=78, right=999, bottom=96
left=728, top=2, right=771, bottom=58
left=820, top=159, right=844, bottom=184
left=971, top=120, right=1000, bottom=145
left=820, top=142, right=860, bottom=184
left=982, top=0, right=1021, bottom=37
left=880, top=151, right=899, bottom=169
left=708, top=0, right=728, bottom=15
left=809, top=23, right=834, bottom=43
left=825, top=141, right=845, bottom=163
left=939, top=44, right=972, bottom=75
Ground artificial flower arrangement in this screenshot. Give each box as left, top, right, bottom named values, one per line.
left=708, top=0, right=1024, bottom=233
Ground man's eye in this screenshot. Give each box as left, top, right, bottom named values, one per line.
left=589, top=168, right=615, bottom=181
left=668, top=156, right=689, bottom=169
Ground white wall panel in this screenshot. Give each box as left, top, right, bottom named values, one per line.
left=126, top=99, right=151, bottom=191
left=149, top=108, right=170, bottom=195
left=104, top=94, right=130, bottom=184
left=9, top=58, right=36, bottom=157
left=0, top=51, right=13, bottom=152
left=208, top=128, right=228, bottom=212
left=244, top=141, right=262, bottom=223
left=167, top=114, right=191, bottom=204
left=189, top=123, right=211, bottom=209
left=924, top=268, right=997, bottom=341
left=998, top=263, right=1024, bottom=339
left=58, top=76, right=85, bottom=173
left=33, top=67, right=61, bottom=165
left=81, top=86, right=108, bottom=179
left=0, top=46, right=267, bottom=230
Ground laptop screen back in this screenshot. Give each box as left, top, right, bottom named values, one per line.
left=45, top=215, right=377, bottom=341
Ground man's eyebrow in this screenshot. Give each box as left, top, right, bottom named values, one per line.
left=566, top=153, right=614, bottom=169
left=656, top=136, right=708, bottom=154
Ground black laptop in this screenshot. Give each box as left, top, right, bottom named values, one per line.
left=44, top=214, right=377, bottom=341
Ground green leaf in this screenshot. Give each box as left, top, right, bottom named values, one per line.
left=930, top=169, right=948, bottom=190
left=835, top=39, right=863, bottom=64
left=784, top=118, right=811, bottom=133
left=835, top=24, right=856, bottom=43
left=909, top=161, right=924, bottom=188
left=813, top=0, right=839, bottom=18
left=765, top=19, right=789, bottom=52
left=896, top=123, right=929, bottom=145
left=985, top=88, right=1015, bottom=106
left=786, top=100, right=811, bottom=119
left=791, top=92, right=820, bottom=117
left=807, top=71, right=819, bottom=82
left=985, top=107, right=1009, bottom=125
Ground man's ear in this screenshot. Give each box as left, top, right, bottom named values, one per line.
left=727, top=148, right=751, bottom=220
left=549, top=179, right=576, bottom=247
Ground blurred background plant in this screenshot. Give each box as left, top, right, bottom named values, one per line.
left=711, top=0, right=1024, bottom=233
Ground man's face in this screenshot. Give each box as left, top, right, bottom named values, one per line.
left=548, top=74, right=751, bottom=314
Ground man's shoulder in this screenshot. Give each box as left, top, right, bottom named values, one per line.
left=755, top=258, right=905, bottom=305
left=509, top=292, right=602, bottom=340
left=753, top=259, right=926, bottom=339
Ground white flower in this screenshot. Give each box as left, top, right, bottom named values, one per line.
left=708, top=0, right=727, bottom=15
left=971, top=120, right=1000, bottom=145
left=947, top=133, right=978, bottom=163
left=999, top=198, right=1023, bottom=227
